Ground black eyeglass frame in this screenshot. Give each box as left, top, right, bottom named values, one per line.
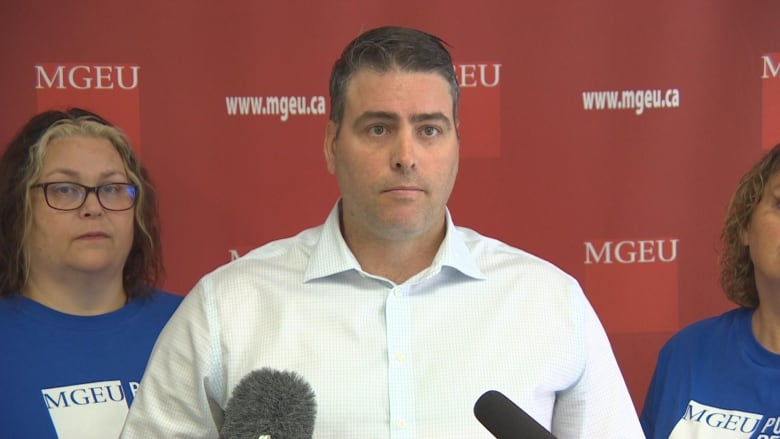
left=31, top=182, right=138, bottom=212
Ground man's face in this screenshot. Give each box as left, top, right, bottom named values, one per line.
left=324, top=69, right=459, bottom=246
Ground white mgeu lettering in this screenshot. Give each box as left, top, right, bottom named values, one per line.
left=456, top=64, right=502, bottom=88
left=584, top=239, right=679, bottom=264
left=34, top=65, right=140, bottom=90
left=582, top=87, right=680, bottom=114
left=762, top=55, right=780, bottom=79
left=224, top=95, right=326, bottom=120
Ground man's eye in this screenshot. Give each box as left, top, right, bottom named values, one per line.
left=369, top=126, right=387, bottom=136
left=421, top=126, right=440, bottom=137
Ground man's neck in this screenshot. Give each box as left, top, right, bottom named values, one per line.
left=342, top=224, right=446, bottom=284
left=356, top=239, right=441, bottom=284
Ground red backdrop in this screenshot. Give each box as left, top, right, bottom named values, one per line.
left=3, top=0, right=780, bottom=412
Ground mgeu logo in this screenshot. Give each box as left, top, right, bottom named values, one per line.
left=42, top=380, right=130, bottom=439
left=584, top=239, right=679, bottom=264
left=762, top=55, right=780, bottom=79
left=455, top=64, right=501, bottom=88
left=669, top=400, right=762, bottom=439
left=43, top=381, right=125, bottom=408
left=35, top=64, right=139, bottom=90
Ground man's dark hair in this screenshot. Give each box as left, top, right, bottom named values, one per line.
left=328, top=26, right=459, bottom=131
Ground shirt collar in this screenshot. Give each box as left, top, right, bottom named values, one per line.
left=303, top=201, right=485, bottom=283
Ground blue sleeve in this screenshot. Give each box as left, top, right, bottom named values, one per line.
left=640, top=337, right=678, bottom=439
left=640, top=359, right=662, bottom=438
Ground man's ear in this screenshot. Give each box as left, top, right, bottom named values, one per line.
left=324, top=120, right=338, bottom=175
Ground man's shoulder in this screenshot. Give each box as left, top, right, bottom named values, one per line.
left=455, top=225, right=575, bottom=280
left=456, top=227, right=576, bottom=288
left=226, top=224, right=322, bottom=262
left=243, top=224, right=325, bottom=261
left=197, top=223, right=325, bottom=285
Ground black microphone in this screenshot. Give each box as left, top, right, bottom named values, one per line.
left=474, top=390, right=557, bottom=439
left=219, top=368, right=317, bottom=439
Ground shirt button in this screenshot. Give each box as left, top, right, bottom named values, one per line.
left=398, top=419, right=407, bottom=429
left=395, top=352, right=405, bottom=362
left=393, top=288, right=402, bottom=297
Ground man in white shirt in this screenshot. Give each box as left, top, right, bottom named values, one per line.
left=121, top=25, right=644, bottom=438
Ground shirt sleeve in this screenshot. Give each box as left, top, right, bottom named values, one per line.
left=120, top=280, right=222, bottom=438
left=552, top=286, right=647, bottom=439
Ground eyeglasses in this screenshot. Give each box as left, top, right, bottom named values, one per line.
left=32, top=182, right=138, bottom=211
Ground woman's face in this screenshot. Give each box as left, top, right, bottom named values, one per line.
left=25, top=135, right=135, bottom=283
left=743, top=171, right=780, bottom=296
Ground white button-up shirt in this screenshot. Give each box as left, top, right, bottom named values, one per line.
left=121, top=202, right=644, bottom=438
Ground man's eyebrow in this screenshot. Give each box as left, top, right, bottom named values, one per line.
left=351, top=111, right=453, bottom=130
left=352, top=111, right=399, bottom=129
left=410, top=112, right=452, bottom=128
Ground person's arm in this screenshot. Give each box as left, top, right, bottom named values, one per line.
left=552, top=287, right=646, bottom=438
left=121, top=280, right=222, bottom=438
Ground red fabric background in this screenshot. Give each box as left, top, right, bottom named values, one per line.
left=3, top=0, right=779, bottom=413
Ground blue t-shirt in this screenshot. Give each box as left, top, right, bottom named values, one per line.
left=641, top=307, right=780, bottom=439
left=0, top=290, right=181, bottom=439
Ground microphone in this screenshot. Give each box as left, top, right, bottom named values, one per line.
left=473, top=390, right=557, bottom=439
left=219, top=368, right=317, bottom=439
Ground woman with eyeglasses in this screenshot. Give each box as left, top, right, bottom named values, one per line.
left=0, top=108, right=182, bottom=438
